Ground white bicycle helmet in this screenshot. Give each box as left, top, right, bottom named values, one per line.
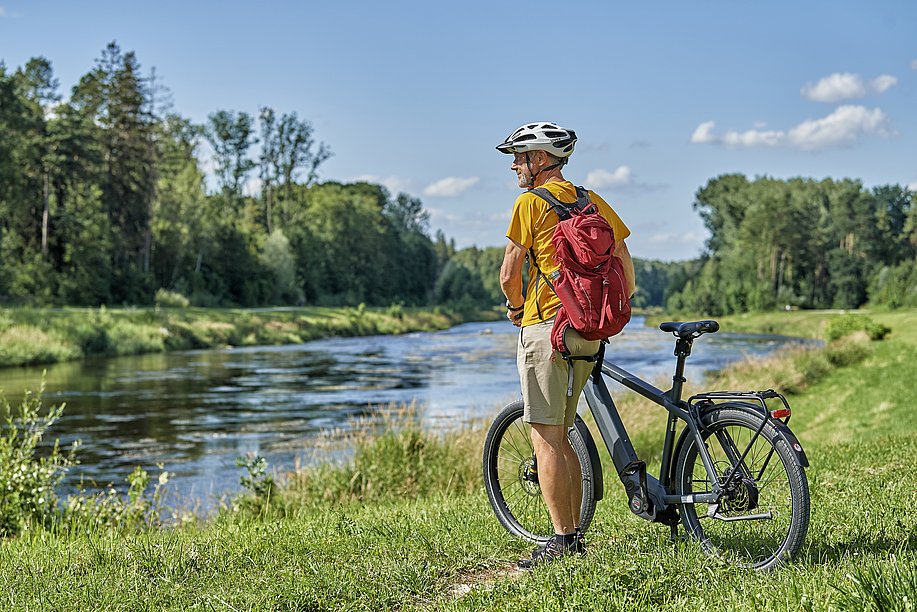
left=496, top=122, right=577, bottom=158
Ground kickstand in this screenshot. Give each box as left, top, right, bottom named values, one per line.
left=669, top=524, right=678, bottom=543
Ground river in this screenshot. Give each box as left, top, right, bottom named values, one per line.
left=0, top=316, right=806, bottom=508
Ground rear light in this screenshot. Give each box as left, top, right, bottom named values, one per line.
left=770, top=408, right=791, bottom=419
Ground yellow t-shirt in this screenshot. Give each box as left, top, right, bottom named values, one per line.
left=505, top=180, right=630, bottom=327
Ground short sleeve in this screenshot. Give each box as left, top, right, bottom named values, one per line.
left=590, top=191, right=630, bottom=242
left=506, top=194, right=535, bottom=248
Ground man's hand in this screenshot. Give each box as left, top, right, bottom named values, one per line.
left=506, top=302, right=524, bottom=326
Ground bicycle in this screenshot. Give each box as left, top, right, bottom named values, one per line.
left=483, top=320, right=810, bottom=571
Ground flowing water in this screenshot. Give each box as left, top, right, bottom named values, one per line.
left=0, top=316, right=808, bottom=508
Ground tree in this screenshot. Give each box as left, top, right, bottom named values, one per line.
left=258, top=108, right=331, bottom=232
left=205, top=110, right=256, bottom=207
left=70, top=42, right=158, bottom=303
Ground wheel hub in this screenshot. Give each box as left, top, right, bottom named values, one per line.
left=721, top=476, right=760, bottom=513
left=518, top=457, right=540, bottom=496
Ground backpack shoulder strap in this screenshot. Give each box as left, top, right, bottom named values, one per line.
left=574, top=186, right=596, bottom=212
left=530, top=187, right=574, bottom=220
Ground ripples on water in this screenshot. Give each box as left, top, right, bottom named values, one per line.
left=0, top=316, right=807, bottom=506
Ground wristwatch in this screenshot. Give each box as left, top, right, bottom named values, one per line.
left=506, top=300, right=524, bottom=312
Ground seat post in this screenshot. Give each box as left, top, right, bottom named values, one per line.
left=669, top=337, right=693, bottom=402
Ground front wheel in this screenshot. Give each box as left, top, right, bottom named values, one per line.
left=482, top=400, right=597, bottom=544
left=674, top=406, right=810, bottom=571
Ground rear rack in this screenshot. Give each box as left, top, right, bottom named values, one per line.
left=688, top=389, right=792, bottom=424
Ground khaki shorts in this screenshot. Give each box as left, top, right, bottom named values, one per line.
left=516, top=320, right=601, bottom=428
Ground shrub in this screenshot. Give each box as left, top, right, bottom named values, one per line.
left=106, top=320, right=166, bottom=355
left=386, top=302, right=404, bottom=320
left=825, top=314, right=891, bottom=342
left=232, top=454, right=276, bottom=515
left=0, top=325, right=81, bottom=367
left=0, top=383, right=77, bottom=537
left=154, top=289, right=190, bottom=309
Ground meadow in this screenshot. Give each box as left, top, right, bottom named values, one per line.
left=0, top=310, right=914, bottom=610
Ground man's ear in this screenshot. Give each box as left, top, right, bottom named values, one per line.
left=532, top=150, right=548, bottom=168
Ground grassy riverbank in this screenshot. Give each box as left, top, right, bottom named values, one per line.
left=1, top=310, right=916, bottom=610
left=0, top=305, right=499, bottom=369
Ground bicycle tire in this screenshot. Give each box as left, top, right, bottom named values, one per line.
left=482, top=399, right=597, bottom=544
left=674, top=406, right=810, bottom=571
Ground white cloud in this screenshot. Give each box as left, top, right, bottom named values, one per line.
left=647, top=231, right=703, bottom=244
left=690, top=105, right=889, bottom=151
left=350, top=174, right=413, bottom=194
left=722, top=127, right=785, bottom=148
left=801, top=72, right=898, bottom=102
left=585, top=166, right=632, bottom=188
left=870, top=75, right=898, bottom=94
left=788, top=105, right=888, bottom=149
left=649, top=232, right=674, bottom=244
left=690, top=121, right=717, bottom=144
left=423, top=176, right=479, bottom=198
left=911, top=59, right=917, bottom=70
left=801, top=73, right=866, bottom=102
left=908, top=182, right=917, bottom=192
left=0, top=7, right=6, bottom=17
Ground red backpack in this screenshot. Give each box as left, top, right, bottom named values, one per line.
left=529, top=186, right=631, bottom=355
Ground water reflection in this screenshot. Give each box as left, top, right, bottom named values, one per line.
left=0, top=316, right=809, bottom=506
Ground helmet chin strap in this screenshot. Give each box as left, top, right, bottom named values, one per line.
left=524, top=152, right=563, bottom=189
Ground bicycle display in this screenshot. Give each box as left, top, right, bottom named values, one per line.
left=483, top=320, right=811, bottom=571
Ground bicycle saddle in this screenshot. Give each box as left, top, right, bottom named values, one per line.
left=659, top=320, right=720, bottom=339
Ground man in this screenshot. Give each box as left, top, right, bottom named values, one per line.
left=497, top=122, right=635, bottom=569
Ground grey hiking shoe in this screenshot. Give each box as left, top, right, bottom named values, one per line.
left=517, top=535, right=578, bottom=570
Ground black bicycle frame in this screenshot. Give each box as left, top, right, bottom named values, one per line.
left=582, top=337, right=724, bottom=508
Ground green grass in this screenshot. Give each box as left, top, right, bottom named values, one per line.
left=1, top=309, right=916, bottom=610
left=0, top=305, right=498, bottom=368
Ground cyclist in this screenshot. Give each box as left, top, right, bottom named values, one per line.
left=497, top=121, right=635, bottom=568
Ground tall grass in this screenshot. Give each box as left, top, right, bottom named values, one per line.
left=279, top=406, right=483, bottom=509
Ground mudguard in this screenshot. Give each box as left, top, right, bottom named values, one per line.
left=669, top=401, right=809, bottom=484
left=572, top=416, right=604, bottom=502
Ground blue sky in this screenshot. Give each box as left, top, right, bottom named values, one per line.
left=2, top=1, right=915, bottom=261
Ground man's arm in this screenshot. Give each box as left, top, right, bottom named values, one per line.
left=500, top=239, right=527, bottom=325
left=615, top=240, right=636, bottom=298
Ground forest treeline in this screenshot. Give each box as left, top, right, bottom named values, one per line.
left=2, top=44, right=914, bottom=313
left=0, top=43, right=444, bottom=308
left=664, top=175, right=916, bottom=314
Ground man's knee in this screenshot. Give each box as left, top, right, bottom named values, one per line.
left=531, top=422, right=569, bottom=449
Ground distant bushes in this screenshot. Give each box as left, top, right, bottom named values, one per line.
left=709, top=327, right=885, bottom=396
left=154, top=289, right=190, bottom=309
left=825, top=314, right=891, bottom=342
left=0, top=326, right=80, bottom=367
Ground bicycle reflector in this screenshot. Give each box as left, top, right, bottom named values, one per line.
left=770, top=408, right=791, bottom=419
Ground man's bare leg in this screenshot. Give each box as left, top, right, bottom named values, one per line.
left=563, top=439, right=582, bottom=528
left=530, top=423, right=578, bottom=534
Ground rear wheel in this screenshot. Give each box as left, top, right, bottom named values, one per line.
left=674, top=406, right=810, bottom=570
left=482, top=400, right=597, bottom=544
